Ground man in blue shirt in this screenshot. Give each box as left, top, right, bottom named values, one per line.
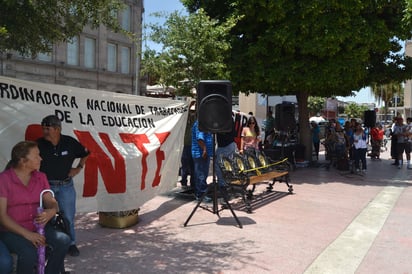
left=191, top=120, right=213, bottom=201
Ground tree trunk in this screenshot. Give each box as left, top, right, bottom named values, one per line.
left=296, top=91, right=312, bottom=162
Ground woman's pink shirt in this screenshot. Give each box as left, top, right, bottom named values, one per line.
left=0, top=169, right=50, bottom=232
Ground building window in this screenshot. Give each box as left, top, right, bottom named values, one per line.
left=120, top=46, right=130, bottom=74
left=121, top=5, right=131, bottom=31
left=107, top=43, right=117, bottom=72
left=37, top=52, right=52, bottom=62
left=84, top=37, right=96, bottom=69
left=67, top=36, right=79, bottom=66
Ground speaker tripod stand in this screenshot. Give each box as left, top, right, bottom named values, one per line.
left=184, top=134, right=242, bottom=228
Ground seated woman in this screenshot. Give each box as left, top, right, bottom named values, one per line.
left=0, top=141, right=70, bottom=274
left=240, top=116, right=261, bottom=153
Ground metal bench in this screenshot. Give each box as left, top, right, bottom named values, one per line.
left=219, top=150, right=293, bottom=213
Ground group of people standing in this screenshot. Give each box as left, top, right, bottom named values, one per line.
left=316, top=115, right=412, bottom=173
left=321, top=119, right=375, bottom=174
left=0, top=115, right=89, bottom=273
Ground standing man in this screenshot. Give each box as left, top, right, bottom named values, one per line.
left=407, top=117, right=412, bottom=168
left=393, top=117, right=410, bottom=169
left=37, top=115, right=89, bottom=257
left=180, top=100, right=196, bottom=190
left=311, top=121, right=321, bottom=160
left=390, top=117, right=399, bottom=165
left=263, top=110, right=275, bottom=143
left=191, top=119, right=213, bottom=202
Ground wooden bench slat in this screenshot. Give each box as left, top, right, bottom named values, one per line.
left=248, top=171, right=289, bottom=185
left=230, top=180, right=242, bottom=185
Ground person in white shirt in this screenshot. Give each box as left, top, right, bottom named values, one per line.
left=352, top=123, right=368, bottom=174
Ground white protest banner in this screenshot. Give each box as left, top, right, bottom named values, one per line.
left=0, top=76, right=188, bottom=212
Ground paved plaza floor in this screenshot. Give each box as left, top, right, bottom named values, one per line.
left=65, top=147, right=412, bottom=274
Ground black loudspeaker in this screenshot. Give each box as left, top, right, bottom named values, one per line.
left=197, top=80, right=232, bottom=133
left=364, top=110, right=376, bottom=128
left=275, top=103, right=296, bottom=131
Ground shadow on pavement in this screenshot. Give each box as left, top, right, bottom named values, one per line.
left=66, top=211, right=257, bottom=273
left=229, top=191, right=291, bottom=213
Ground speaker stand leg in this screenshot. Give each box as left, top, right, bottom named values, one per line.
left=184, top=133, right=242, bottom=228
left=184, top=190, right=208, bottom=227
left=184, top=182, right=242, bottom=228
left=218, top=184, right=243, bottom=228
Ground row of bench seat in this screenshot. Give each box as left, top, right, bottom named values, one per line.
left=218, top=149, right=293, bottom=213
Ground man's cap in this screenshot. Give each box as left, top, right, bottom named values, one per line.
left=41, top=115, right=62, bottom=127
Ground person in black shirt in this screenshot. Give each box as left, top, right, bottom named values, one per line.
left=215, top=121, right=237, bottom=187
left=37, top=115, right=89, bottom=257
left=180, top=101, right=196, bottom=190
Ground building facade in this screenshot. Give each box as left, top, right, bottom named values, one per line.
left=0, top=0, right=143, bottom=95
left=402, top=41, right=412, bottom=118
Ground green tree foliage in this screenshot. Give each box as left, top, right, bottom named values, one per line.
left=370, top=82, right=404, bottom=121
left=143, top=9, right=238, bottom=96
left=307, top=96, right=325, bottom=117
left=182, top=0, right=412, bottom=160
left=141, top=48, right=186, bottom=93
left=344, top=103, right=369, bottom=121
left=0, top=0, right=125, bottom=55
left=371, top=82, right=404, bottom=108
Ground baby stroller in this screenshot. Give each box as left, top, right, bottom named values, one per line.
left=323, top=140, right=348, bottom=170
left=381, top=136, right=389, bottom=152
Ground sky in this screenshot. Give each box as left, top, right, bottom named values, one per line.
left=143, top=0, right=186, bottom=52
left=337, top=87, right=378, bottom=106
left=142, top=1, right=377, bottom=105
